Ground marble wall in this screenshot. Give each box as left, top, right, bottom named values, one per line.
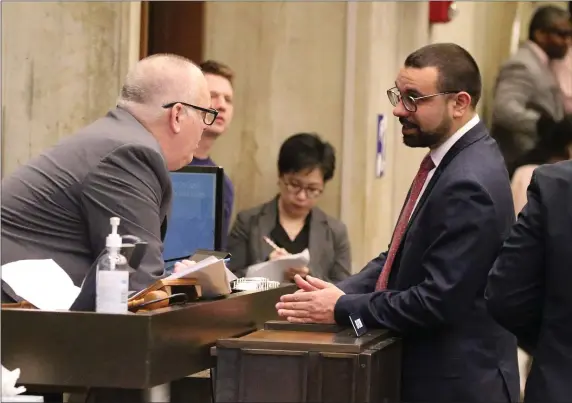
left=1, top=1, right=140, bottom=176
left=1, top=1, right=523, bottom=271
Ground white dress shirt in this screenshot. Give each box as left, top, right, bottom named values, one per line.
left=410, top=114, right=481, bottom=217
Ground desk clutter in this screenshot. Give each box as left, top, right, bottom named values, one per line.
left=231, top=277, right=281, bottom=292
left=1, top=285, right=298, bottom=392
left=0, top=216, right=303, bottom=314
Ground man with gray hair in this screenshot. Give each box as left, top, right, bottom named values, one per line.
left=1, top=53, right=214, bottom=295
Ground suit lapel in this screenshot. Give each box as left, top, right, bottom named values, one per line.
left=405, top=122, right=488, bottom=230
left=253, top=197, right=279, bottom=262
left=385, top=123, right=488, bottom=287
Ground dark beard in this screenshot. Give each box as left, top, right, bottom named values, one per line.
left=400, top=117, right=451, bottom=148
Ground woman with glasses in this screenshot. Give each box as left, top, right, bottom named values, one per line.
left=226, top=133, right=351, bottom=283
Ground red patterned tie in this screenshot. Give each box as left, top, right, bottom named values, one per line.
left=375, top=154, right=435, bottom=291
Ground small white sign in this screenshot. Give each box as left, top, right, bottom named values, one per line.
left=376, top=114, right=386, bottom=178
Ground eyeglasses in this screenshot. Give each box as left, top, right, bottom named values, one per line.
left=162, top=102, right=219, bottom=125
left=545, top=27, right=572, bottom=39
left=282, top=179, right=324, bottom=199
left=387, top=87, right=460, bottom=113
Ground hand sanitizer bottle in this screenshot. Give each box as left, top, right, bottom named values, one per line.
left=96, top=217, right=130, bottom=313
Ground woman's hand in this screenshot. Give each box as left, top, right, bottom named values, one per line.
left=269, top=248, right=290, bottom=260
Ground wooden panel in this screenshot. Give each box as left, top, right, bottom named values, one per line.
left=215, top=327, right=402, bottom=403
left=146, top=1, right=205, bottom=63
left=217, top=327, right=391, bottom=354
left=2, top=285, right=296, bottom=389
left=139, top=1, right=150, bottom=59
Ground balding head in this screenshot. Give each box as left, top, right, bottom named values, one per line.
left=118, top=53, right=207, bottom=109
left=118, top=54, right=213, bottom=171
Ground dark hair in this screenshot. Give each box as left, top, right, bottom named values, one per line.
left=404, top=43, right=482, bottom=108
left=278, top=133, right=336, bottom=182
left=528, top=5, right=569, bottom=41
left=513, top=116, right=572, bottom=174
left=199, top=60, right=234, bottom=85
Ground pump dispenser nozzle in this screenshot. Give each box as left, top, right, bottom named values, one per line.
left=106, top=217, right=123, bottom=249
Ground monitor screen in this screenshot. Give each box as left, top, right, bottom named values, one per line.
left=162, top=166, right=224, bottom=262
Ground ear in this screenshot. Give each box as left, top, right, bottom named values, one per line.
left=451, top=92, right=472, bottom=118
left=168, top=104, right=184, bottom=134
left=532, top=30, right=546, bottom=45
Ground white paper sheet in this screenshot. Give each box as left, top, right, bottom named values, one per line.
left=166, top=257, right=233, bottom=297
left=166, top=256, right=219, bottom=280
left=1, top=259, right=80, bottom=311
left=245, top=249, right=310, bottom=283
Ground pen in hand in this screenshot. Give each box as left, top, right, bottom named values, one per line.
left=263, top=236, right=309, bottom=280
left=263, top=236, right=290, bottom=259
left=263, top=236, right=281, bottom=252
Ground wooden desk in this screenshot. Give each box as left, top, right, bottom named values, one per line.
left=215, top=321, right=402, bottom=402
left=1, top=285, right=296, bottom=395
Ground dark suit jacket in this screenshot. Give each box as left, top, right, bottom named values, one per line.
left=1, top=107, right=172, bottom=294
left=486, top=161, right=572, bottom=403
left=334, top=122, right=520, bottom=403
left=226, top=197, right=351, bottom=283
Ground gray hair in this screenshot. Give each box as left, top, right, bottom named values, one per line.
left=117, top=53, right=202, bottom=110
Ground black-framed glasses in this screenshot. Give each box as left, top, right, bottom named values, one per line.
left=282, top=179, right=324, bottom=199
left=162, top=102, right=218, bottom=125
left=387, top=87, right=460, bottom=113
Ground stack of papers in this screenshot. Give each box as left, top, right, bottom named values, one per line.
left=166, top=256, right=237, bottom=297
left=1, top=259, right=81, bottom=311
left=245, top=249, right=310, bottom=283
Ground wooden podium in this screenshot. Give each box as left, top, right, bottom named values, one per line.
left=1, top=285, right=296, bottom=400
left=215, top=321, right=402, bottom=402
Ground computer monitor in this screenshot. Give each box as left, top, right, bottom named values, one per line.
left=162, top=166, right=224, bottom=263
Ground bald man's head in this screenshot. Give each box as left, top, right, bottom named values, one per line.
left=118, top=54, right=213, bottom=171
left=118, top=53, right=207, bottom=109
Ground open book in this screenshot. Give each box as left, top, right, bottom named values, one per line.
left=245, top=249, right=310, bottom=283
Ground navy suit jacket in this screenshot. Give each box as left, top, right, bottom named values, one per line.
left=334, top=121, right=520, bottom=403
left=486, top=161, right=572, bottom=403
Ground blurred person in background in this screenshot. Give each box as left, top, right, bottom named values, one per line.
left=491, top=5, right=570, bottom=173
left=551, top=2, right=572, bottom=114
left=227, top=133, right=351, bottom=283
left=190, top=60, right=235, bottom=249
left=511, top=116, right=572, bottom=214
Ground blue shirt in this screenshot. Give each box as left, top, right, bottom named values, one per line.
left=188, top=157, right=234, bottom=250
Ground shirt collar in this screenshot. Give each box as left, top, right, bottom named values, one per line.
left=527, top=40, right=550, bottom=66
left=430, top=114, right=480, bottom=168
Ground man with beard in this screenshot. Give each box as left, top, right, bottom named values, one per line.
left=188, top=60, right=235, bottom=249
left=491, top=5, right=571, bottom=174
left=275, top=43, right=519, bottom=403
